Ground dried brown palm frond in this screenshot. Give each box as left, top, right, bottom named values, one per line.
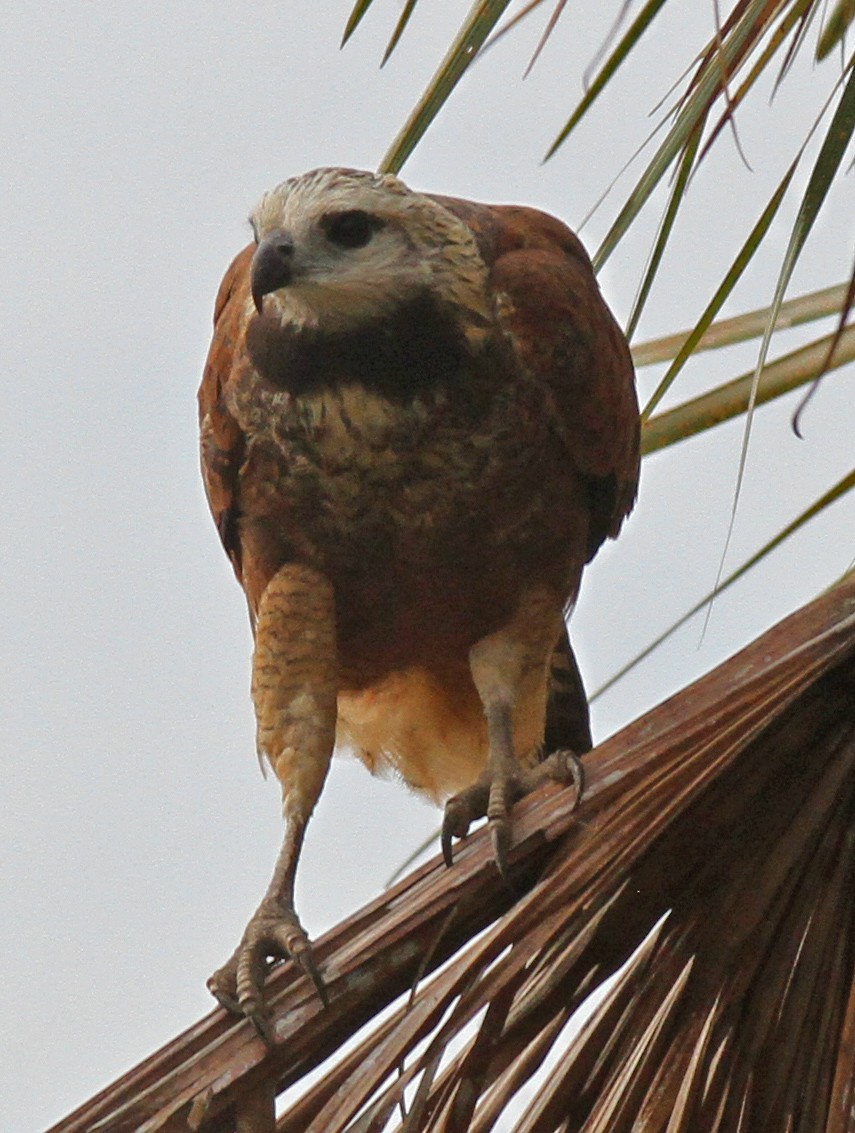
left=52, top=571, right=855, bottom=1133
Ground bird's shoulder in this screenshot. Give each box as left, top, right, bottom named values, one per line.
left=436, top=195, right=641, bottom=550
left=198, top=243, right=255, bottom=583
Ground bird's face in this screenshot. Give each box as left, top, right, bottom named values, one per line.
left=248, top=168, right=489, bottom=332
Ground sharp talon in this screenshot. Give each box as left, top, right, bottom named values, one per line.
left=486, top=774, right=512, bottom=876
left=207, top=975, right=240, bottom=1015
left=569, top=753, right=585, bottom=806
left=441, top=794, right=475, bottom=867
left=249, top=1008, right=275, bottom=1045
left=441, top=825, right=455, bottom=868
left=546, top=748, right=585, bottom=807
left=441, top=814, right=463, bottom=867
left=490, top=816, right=511, bottom=880
left=297, top=947, right=329, bottom=1007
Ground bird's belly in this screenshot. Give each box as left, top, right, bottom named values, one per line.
left=336, top=659, right=547, bottom=800
left=236, top=381, right=585, bottom=676
left=336, top=666, right=488, bottom=800
left=233, top=384, right=582, bottom=797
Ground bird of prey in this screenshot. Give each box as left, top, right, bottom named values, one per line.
left=198, top=167, right=640, bottom=1035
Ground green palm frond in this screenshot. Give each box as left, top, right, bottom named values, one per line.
left=545, top=0, right=671, bottom=153
left=794, top=261, right=855, bottom=433
left=341, top=0, right=375, bottom=46
left=380, top=0, right=420, bottom=66
left=349, top=1, right=853, bottom=351
left=639, top=320, right=855, bottom=451
left=720, top=56, right=854, bottom=547
left=625, top=111, right=704, bottom=342
left=817, top=0, right=855, bottom=60
left=378, top=2, right=513, bottom=176
left=591, top=466, right=855, bottom=699
left=340, top=0, right=854, bottom=689
left=638, top=161, right=798, bottom=418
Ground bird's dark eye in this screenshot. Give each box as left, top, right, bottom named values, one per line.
left=322, top=210, right=383, bottom=250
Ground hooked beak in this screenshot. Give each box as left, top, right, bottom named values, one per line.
left=251, top=229, right=295, bottom=314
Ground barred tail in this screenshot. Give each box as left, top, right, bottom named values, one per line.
left=543, top=624, right=593, bottom=756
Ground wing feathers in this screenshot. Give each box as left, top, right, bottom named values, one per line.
left=198, top=244, right=254, bottom=583
left=435, top=197, right=640, bottom=552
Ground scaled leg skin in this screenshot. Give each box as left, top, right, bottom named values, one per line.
left=208, top=563, right=337, bottom=1041
left=442, top=592, right=584, bottom=875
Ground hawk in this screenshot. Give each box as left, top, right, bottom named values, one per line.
left=198, top=167, right=640, bottom=1035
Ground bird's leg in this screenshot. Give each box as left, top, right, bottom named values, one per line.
left=442, top=590, right=582, bottom=876
left=208, top=563, right=337, bottom=1040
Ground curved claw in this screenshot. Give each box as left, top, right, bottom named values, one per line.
left=441, top=779, right=489, bottom=867
left=569, top=752, right=585, bottom=804
left=441, top=751, right=586, bottom=876
left=539, top=748, right=585, bottom=806
left=486, top=773, right=513, bottom=880
left=441, top=821, right=456, bottom=869
left=207, top=972, right=241, bottom=1015
left=441, top=798, right=469, bottom=866
left=296, top=942, right=329, bottom=1008
left=489, top=813, right=512, bottom=881
left=208, top=901, right=327, bottom=1042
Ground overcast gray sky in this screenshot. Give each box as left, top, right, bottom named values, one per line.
left=2, top=3, right=852, bottom=1129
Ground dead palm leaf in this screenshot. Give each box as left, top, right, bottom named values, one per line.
left=51, top=571, right=855, bottom=1132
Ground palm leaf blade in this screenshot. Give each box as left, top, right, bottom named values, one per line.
left=342, top=0, right=378, bottom=46
left=817, top=0, right=855, bottom=61
left=593, top=0, right=781, bottom=270
left=45, top=576, right=855, bottom=1132
left=381, top=0, right=420, bottom=67
left=379, top=0, right=512, bottom=175
left=546, top=0, right=670, bottom=158
left=626, top=116, right=705, bottom=342
left=641, top=322, right=855, bottom=453
left=632, top=280, right=851, bottom=366
left=591, top=464, right=855, bottom=701
left=733, top=57, right=855, bottom=494
left=641, top=159, right=798, bottom=420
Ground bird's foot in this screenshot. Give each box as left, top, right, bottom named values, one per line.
left=208, top=897, right=327, bottom=1042
left=441, top=749, right=584, bottom=877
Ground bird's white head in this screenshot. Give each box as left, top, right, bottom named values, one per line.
left=248, top=167, right=490, bottom=332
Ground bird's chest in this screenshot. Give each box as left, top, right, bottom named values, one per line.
left=232, top=375, right=535, bottom=552
left=230, top=369, right=583, bottom=683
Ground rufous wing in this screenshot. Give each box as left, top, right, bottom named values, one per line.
left=435, top=197, right=640, bottom=562
left=197, top=245, right=253, bottom=591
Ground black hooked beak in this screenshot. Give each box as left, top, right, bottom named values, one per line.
left=251, top=229, right=295, bottom=314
